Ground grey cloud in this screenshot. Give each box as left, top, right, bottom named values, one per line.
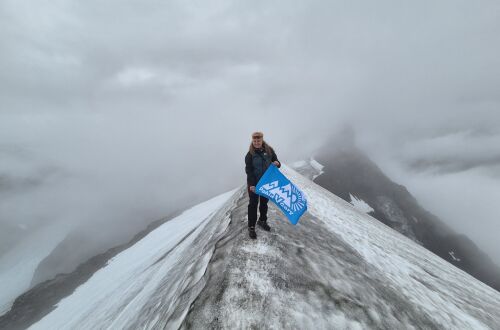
left=399, top=130, right=500, bottom=174
left=407, top=154, right=500, bottom=174
left=0, top=0, right=499, bottom=265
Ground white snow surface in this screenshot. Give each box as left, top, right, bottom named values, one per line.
left=23, top=163, right=500, bottom=329
left=282, top=164, right=500, bottom=329
left=309, top=157, right=324, bottom=180
left=29, top=188, right=240, bottom=330
left=349, top=193, right=375, bottom=214
left=0, top=223, right=69, bottom=316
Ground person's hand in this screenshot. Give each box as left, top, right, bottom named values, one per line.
left=249, top=186, right=256, bottom=192
left=273, top=161, right=280, bottom=166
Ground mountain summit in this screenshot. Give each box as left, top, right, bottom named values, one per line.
left=1, top=163, right=500, bottom=329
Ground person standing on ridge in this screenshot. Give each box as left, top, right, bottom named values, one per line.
left=245, top=131, right=281, bottom=239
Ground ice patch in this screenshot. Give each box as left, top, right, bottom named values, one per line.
left=240, top=241, right=272, bottom=255
left=349, top=194, right=374, bottom=214
left=449, top=251, right=461, bottom=262
left=309, top=158, right=324, bottom=180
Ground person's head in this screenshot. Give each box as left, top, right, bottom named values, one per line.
left=251, top=131, right=264, bottom=149
left=249, top=131, right=273, bottom=155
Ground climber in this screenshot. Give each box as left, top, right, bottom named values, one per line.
left=244, top=131, right=281, bottom=239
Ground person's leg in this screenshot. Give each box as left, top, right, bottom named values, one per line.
left=258, top=196, right=269, bottom=222
left=247, top=186, right=259, bottom=228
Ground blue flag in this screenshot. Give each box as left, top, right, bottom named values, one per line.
left=255, top=164, right=307, bottom=225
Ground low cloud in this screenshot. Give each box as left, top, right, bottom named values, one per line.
left=0, top=0, right=499, bottom=263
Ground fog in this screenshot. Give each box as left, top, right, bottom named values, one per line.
left=1, top=0, right=499, bottom=265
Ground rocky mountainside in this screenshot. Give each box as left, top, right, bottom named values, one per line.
left=312, top=141, right=500, bottom=293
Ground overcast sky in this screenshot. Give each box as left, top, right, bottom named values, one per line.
left=1, top=0, right=499, bottom=262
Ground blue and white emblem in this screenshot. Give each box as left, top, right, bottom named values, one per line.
left=255, top=164, right=307, bottom=224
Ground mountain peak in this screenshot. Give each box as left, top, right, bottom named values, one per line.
left=3, top=163, right=500, bottom=329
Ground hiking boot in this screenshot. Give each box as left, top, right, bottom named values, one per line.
left=248, top=226, right=257, bottom=239
left=257, top=220, right=271, bottom=231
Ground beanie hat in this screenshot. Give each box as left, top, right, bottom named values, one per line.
left=252, top=131, right=264, bottom=138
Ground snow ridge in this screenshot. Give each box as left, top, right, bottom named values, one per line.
left=22, top=163, right=500, bottom=329
left=283, top=164, right=500, bottom=329
left=29, top=188, right=241, bottom=330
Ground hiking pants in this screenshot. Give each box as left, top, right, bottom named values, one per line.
left=247, top=185, right=269, bottom=228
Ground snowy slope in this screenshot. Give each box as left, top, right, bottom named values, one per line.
left=181, top=163, right=500, bottom=329
left=312, top=144, right=500, bottom=291
left=0, top=223, right=69, bottom=316
left=11, top=162, right=500, bottom=329
left=284, top=163, right=500, bottom=328
left=27, top=188, right=240, bottom=330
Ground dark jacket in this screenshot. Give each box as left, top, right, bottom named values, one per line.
left=245, top=147, right=281, bottom=186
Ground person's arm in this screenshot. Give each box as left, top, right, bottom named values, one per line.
left=245, top=153, right=257, bottom=186
left=271, top=149, right=281, bottom=168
